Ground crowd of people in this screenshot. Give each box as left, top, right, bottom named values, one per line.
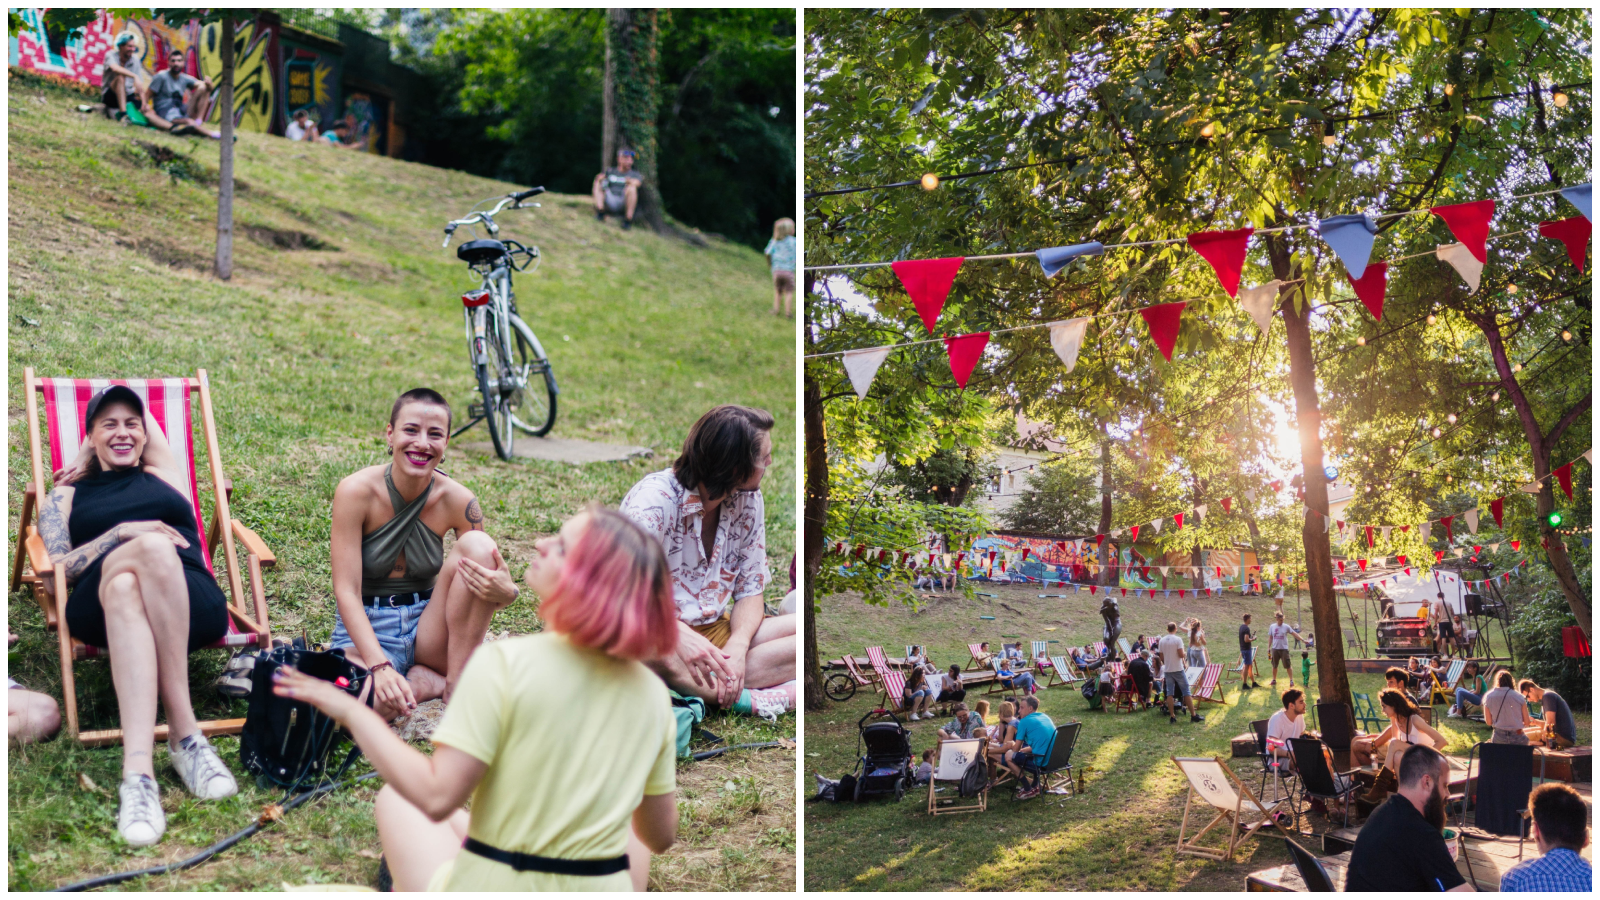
left=21, top=388, right=793, bottom=889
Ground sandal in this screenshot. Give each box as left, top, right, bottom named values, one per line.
left=215, top=650, right=257, bottom=698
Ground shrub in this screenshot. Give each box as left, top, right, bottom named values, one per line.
left=1506, top=586, right=1591, bottom=711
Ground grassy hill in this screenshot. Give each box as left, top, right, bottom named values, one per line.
left=7, top=73, right=794, bottom=891
left=805, top=583, right=1590, bottom=892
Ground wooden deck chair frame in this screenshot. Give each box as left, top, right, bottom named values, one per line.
left=1429, top=659, right=1466, bottom=706
left=983, top=657, right=1019, bottom=696
left=1045, top=656, right=1080, bottom=688
left=12, top=369, right=275, bottom=746
left=928, top=738, right=987, bottom=815
left=841, top=655, right=877, bottom=689
left=873, top=664, right=907, bottom=714
left=964, top=642, right=991, bottom=671
left=1192, top=663, right=1226, bottom=705
left=1172, top=756, right=1280, bottom=862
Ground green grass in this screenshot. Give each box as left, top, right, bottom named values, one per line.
left=7, top=74, right=794, bottom=891
left=803, top=583, right=1591, bottom=891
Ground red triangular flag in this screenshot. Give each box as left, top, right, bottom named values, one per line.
left=1554, top=463, right=1574, bottom=499
left=1432, top=199, right=1495, bottom=263
left=1405, top=567, right=1412, bottom=576
left=1021, top=548, right=1031, bottom=562
left=1538, top=216, right=1591, bottom=273
left=1336, top=520, right=1345, bottom=531
left=944, top=332, right=990, bottom=389
left=1055, top=541, right=1067, bottom=554
left=1358, top=559, right=1368, bottom=572
left=1434, top=550, right=1445, bottom=563
left=1178, top=589, right=1185, bottom=599
left=1139, top=301, right=1187, bottom=361
left=1120, top=588, right=1126, bottom=597
left=1215, top=566, right=1223, bottom=578
left=1186, top=227, right=1254, bottom=297
left=1337, top=560, right=1345, bottom=573
left=1221, top=496, right=1232, bottom=512
left=1141, top=566, right=1150, bottom=580
left=1089, top=585, right=1097, bottom=595
left=1129, top=525, right=1140, bottom=543
left=1510, top=540, right=1520, bottom=552
left=1348, top=261, right=1388, bottom=321
left=1174, top=512, right=1184, bottom=530
left=1365, top=525, right=1375, bottom=547
left=1095, top=533, right=1107, bottom=547
left=1490, top=497, right=1504, bottom=529
left=1400, top=525, right=1410, bottom=532
left=1397, top=555, right=1407, bottom=566
left=891, top=257, right=965, bottom=333
left=1440, top=515, right=1454, bottom=542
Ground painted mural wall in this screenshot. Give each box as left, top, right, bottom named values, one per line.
left=278, top=36, right=341, bottom=128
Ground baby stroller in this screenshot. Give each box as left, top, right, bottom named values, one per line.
left=851, top=709, right=914, bottom=801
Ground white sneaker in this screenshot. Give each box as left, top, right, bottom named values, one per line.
left=1446, top=707, right=1462, bottom=718
left=118, top=774, right=166, bottom=847
left=169, top=734, right=239, bottom=800
left=748, top=687, right=794, bottom=723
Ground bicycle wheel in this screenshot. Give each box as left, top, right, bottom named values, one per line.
left=824, top=672, right=858, bottom=703
left=476, top=356, right=514, bottom=461
left=504, top=313, right=557, bottom=437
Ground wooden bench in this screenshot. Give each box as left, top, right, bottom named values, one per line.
left=1533, top=746, right=1591, bottom=783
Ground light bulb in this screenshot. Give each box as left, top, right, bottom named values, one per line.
left=1427, top=314, right=1437, bottom=325
left=1432, top=427, right=1442, bottom=438
left=1200, top=122, right=1216, bottom=138
left=1491, top=391, right=1500, bottom=402
left=1507, top=284, right=1519, bottom=294
left=1513, top=362, right=1523, bottom=373
left=1553, top=91, right=1569, bottom=108
left=1446, top=413, right=1457, bottom=424
left=1323, top=134, right=1337, bottom=146
left=1562, top=330, right=1573, bottom=342
left=1444, top=84, right=1455, bottom=96
left=1356, top=336, right=1366, bottom=346
left=1446, top=475, right=1453, bottom=483
left=921, top=173, right=940, bottom=191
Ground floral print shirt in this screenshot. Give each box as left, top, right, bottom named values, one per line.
left=621, top=468, right=769, bottom=627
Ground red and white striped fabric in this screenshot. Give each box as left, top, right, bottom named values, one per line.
left=41, top=377, right=209, bottom=569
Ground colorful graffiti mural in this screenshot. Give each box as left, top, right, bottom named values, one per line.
left=965, top=533, right=1093, bottom=584
left=196, top=18, right=276, bottom=133
left=279, top=36, right=341, bottom=127
left=343, top=90, right=386, bottom=155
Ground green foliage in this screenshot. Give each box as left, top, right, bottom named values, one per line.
left=1001, top=456, right=1101, bottom=535
left=883, top=444, right=997, bottom=508
left=1506, top=586, right=1591, bottom=711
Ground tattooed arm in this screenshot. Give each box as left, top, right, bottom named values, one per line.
left=452, top=492, right=517, bottom=607
left=464, top=498, right=485, bottom=532
left=36, top=488, right=189, bottom=587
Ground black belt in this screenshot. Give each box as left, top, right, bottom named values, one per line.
left=362, top=589, right=432, bottom=608
left=462, top=838, right=628, bottom=876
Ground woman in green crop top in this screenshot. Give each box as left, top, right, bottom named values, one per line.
left=330, top=389, right=520, bottom=720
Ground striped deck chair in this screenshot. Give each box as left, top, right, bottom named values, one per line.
left=12, top=371, right=276, bottom=746
left=843, top=655, right=879, bottom=688
left=1229, top=656, right=1247, bottom=681
left=874, top=667, right=908, bottom=713
left=1117, top=637, right=1133, bottom=659
left=1045, top=656, right=1081, bottom=688
left=964, top=642, right=992, bottom=671
left=866, top=646, right=890, bottom=673
left=1428, top=659, right=1467, bottom=706
left=1092, top=641, right=1108, bottom=657
left=1031, top=641, right=1053, bottom=676
left=1192, top=663, right=1226, bottom=705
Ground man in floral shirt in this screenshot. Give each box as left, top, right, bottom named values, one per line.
left=622, top=405, right=796, bottom=719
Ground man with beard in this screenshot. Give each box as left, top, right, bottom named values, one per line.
left=1346, top=744, right=1472, bottom=891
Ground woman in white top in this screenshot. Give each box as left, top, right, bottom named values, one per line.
left=1187, top=619, right=1208, bottom=667
left=938, top=665, right=966, bottom=703
left=1482, top=670, right=1534, bottom=744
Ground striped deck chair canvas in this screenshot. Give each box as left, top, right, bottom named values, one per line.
left=14, top=370, right=276, bottom=745
left=1192, top=663, right=1226, bottom=704
left=1092, top=641, right=1108, bottom=656
left=1118, top=637, right=1133, bottom=659
left=866, top=646, right=890, bottom=673
left=1031, top=641, right=1052, bottom=675
left=875, top=666, right=908, bottom=713
left=1045, top=656, right=1080, bottom=688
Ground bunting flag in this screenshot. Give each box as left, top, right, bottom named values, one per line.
left=1174, top=512, right=1185, bottom=530
left=1464, top=508, right=1479, bottom=535
left=1337, top=560, right=1345, bottom=573
left=1561, top=183, right=1592, bottom=222
left=1348, top=261, right=1388, bottom=320
left=1139, top=301, right=1187, bottom=361
left=1236, top=281, right=1282, bottom=334
left=1152, top=517, right=1163, bottom=534
left=944, top=332, right=990, bottom=388
left=1432, top=199, right=1495, bottom=263
left=1221, top=496, right=1233, bottom=513
left=1381, top=525, right=1392, bottom=543
left=1490, top=497, right=1504, bottom=529
left=1095, top=533, right=1108, bottom=547
left=1539, top=216, right=1591, bottom=272
left=1129, top=524, right=1141, bottom=543
left=1436, top=243, right=1484, bottom=293
left=892, top=256, right=964, bottom=333
left=1048, top=318, right=1091, bottom=373
left=1365, top=525, right=1375, bottom=548
left=1187, top=227, right=1254, bottom=297
left=1358, top=559, right=1368, bottom=572
left=1177, top=589, right=1186, bottom=599
left=1318, top=213, right=1381, bottom=279
left=1420, top=522, right=1432, bottom=542
left=1554, top=462, right=1575, bottom=499
left=1440, top=515, right=1454, bottom=542
left=1195, top=504, right=1208, bottom=520
left=1036, top=242, right=1106, bottom=278
left=1397, top=554, right=1408, bottom=566
left=1089, top=585, right=1097, bottom=595
left=841, top=347, right=893, bottom=400
left=1510, top=540, right=1520, bottom=552
left=1435, top=551, right=1445, bottom=563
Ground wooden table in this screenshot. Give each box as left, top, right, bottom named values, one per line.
left=1312, top=821, right=1593, bottom=891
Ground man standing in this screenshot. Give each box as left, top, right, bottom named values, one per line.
left=1159, top=622, right=1203, bottom=725
left=1431, top=592, right=1457, bottom=657
left=1239, top=613, right=1259, bottom=689
left=622, top=406, right=795, bottom=720
left=1346, top=745, right=1472, bottom=891
left=1266, top=611, right=1307, bottom=687
left=1008, top=695, right=1056, bottom=800
left=143, top=49, right=220, bottom=139
left=1519, top=680, right=1577, bottom=750
left=1499, top=783, right=1592, bottom=891
left=593, top=147, right=643, bottom=229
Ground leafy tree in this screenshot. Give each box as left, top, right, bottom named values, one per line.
left=1000, top=456, right=1101, bottom=536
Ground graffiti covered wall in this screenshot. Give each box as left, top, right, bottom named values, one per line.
left=279, top=36, right=341, bottom=127
left=196, top=18, right=277, bottom=133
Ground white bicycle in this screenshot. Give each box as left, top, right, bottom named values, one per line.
left=442, top=189, right=559, bottom=458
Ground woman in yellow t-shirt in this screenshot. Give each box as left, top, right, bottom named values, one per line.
left=274, top=507, right=682, bottom=891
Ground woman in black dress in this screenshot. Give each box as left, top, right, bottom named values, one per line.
left=40, top=386, right=238, bottom=847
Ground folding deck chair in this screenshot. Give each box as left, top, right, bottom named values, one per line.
left=1351, top=692, right=1384, bottom=733
left=1191, top=663, right=1226, bottom=705
left=927, top=738, right=988, bottom=815
left=873, top=665, right=909, bottom=716
left=1117, top=637, right=1133, bottom=659
left=964, top=642, right=992, bottom=671
left=1428, top=659, right=1466, bottom=707
left=1091, top=640, right=1107, bottom=657
left=12, top=371, right=276, bottom=746
left=1045, top=656, right=1081, bottom=689
left=843, top=655, right=879, bottom=687
left=1172, top=756, right=1282, bottom=861
left=1030, top=641, right=1054, bottom=677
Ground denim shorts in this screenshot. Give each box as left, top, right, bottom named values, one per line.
left=1164, top=672, right=1192, bottom=700
left=330, top=590, right=432, bottom=675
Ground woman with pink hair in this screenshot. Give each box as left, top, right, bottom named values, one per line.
left=273, top=506, right=681, bottom=891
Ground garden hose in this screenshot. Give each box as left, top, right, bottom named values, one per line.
left=690, top=740, right=786, bottom=761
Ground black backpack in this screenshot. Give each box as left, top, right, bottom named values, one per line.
left=959, top=759, right=989, bottom=798
left=239, top=643, right=368, bottom=790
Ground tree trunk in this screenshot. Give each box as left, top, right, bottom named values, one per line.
left=803, top=274, right=828, bottom=711
left=607, top=8, right=665, bottom=233
left=1471, top=314, right=1592, bottom=635
left=601, top=25, right=617, bottom=171
left=1096, top=438, right=1113, bottom=585
left=214, top=16, right=235, bottom=281
left=1270, top=235, right=1351, bottom=710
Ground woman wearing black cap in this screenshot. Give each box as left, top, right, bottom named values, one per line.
left=40, top=385, right=238, bottom=847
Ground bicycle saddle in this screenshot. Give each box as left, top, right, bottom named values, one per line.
left=457, top=239, right=507, bottom=264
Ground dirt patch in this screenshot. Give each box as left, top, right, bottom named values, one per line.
left=114, top=236, right=212, bottom=271
left=655, top=742, right=796, bottom=891
left=244, top=225, right=338, bottom=252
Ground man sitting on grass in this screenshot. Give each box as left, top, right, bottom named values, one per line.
left=1006, top=695, right=1055, bottom=800
left=1519, top=679, right=1577, bottom=750
left=622, top=406, right=795, bottom=720
left=935, top=702, right=983, bottom=744
left=592, top=147, right=643, bottom=229
left=1346, top=744, right=1472, bottom=892
left=1500, top=782, right=1592, bottom=892
left=98, top=34, right=143, bottom=121
left=142, top=50, right=221, bottom=139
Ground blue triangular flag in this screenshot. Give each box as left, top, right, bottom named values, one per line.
left=1560, top=183, right=1592, bottom=222
left=1317, top=214, right=1380, bottom=279
left=1035, top=242, right=1105, bottom=277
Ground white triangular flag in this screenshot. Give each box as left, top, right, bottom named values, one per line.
left=1420, top=522, right=1432, bottom=542
left=1324, top=515, right=1332, bottom=532
left=1160, top=566, right=1170, bottom=576
left=1048, top=318, right=1091, bottom=374
left=1237, top=281, right=1283, bottom=334
left=1381, top=525, right=1392, bottom=543
left=1453, top=547, right=1464, bottom=558
left=1464, top=508, right=1479, bottom=534
left=1436, top=242, right=1483, bottom=293
left=1489, top=543, right=1500, bottom=552
left=841, top=347, right=892, bottom=400
left=1584, top=448, right=1593, bottom=464
left=1151, top=518, right=1163, bottom=534
left=1520, top=480, right=1541, bottom=494
left=1195, top=504, right=1208, bottom=520
left=1246, top=489, right=1258, bottom=502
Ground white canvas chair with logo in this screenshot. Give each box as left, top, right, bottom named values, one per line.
left=927, top=738, right=987, bottom=815
left=1171, top=756, right=1282, bottom=861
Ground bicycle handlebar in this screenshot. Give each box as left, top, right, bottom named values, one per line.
left=441, top=188, right=547, bottom=247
